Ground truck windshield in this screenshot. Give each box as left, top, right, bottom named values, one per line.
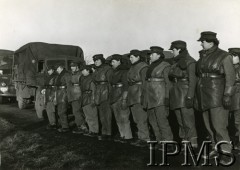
left=0, top=68, right=11, bottom=75
left=0, top=55, right=12, bottom=75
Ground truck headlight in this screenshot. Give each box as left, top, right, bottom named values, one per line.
left=41, top=89, right=46, bottom=94
left=0, top=86, right=8, bottom=93
left=1, top=82, right=6, bottom=87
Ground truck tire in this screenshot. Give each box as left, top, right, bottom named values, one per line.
left=18, top=97, right=27, bottom=109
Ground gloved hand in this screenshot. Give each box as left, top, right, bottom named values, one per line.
left=121, top=99, right=128, bottom=110
left=164, top=98, right=169, bottom=107
left=41, top=89, right=46, bottom=94
left=223, top=95, right=231, bottom=109
left=185, top=97, right=193, bottom=109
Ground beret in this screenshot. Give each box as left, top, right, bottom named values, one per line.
left=93, top=54, right=104, bottom=61
left=82, top=65, right=92, bottom=71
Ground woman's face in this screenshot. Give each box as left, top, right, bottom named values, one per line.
left=201, top=40, right=213, bottom=50
left=232, top=55, right=240, bottom=65
left=111, top=60, right=121, bottom=69
left=94, top=59, right=102, bottom=67
left=130, top=55, right=140, bottom=64
left=150, top=53, right=160, bottom=63
left=172, top=48, right=180, bottom=57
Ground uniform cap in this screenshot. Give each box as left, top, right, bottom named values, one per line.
left=46, top=65, right=55, bottom=71
left=228, top=48, right=240, bottom=56
left=55, top=62, right=65, bottom=69
left=129, top=49, right=141, bottom=57
left=169, top=40, right=187, bottom=50
left=150, top=46, right=164, bottom=54
left=70, top=61, right=79, bottom=67
left=197, top=31, right=217, bottom=41
left=111, top=54, right=122, bottom=61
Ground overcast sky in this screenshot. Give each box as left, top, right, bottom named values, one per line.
left=0, top=0, right=240, bottom=62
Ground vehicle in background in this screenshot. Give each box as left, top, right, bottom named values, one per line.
left=0, top=50, right=16, bottom=103
left=13, top=42, right=84, bottom=118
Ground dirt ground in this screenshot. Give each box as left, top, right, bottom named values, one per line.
left=0, top=103, right=240, bottom=170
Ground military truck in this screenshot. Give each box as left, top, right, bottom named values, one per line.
left=0, top=50, right=16, bottom=103
left=13, top=42, right=84, bottom=118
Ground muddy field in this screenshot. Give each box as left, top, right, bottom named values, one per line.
left=0, top=103, right=240, bottom=170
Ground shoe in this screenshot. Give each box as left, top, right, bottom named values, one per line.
left=114, top=136, right=127, bottom=143
left=72, top=128, right=85, bottom=134
left=46, top=124, right=57, bottom=130
left=124, top=138, right=135, bottom=143
left=80, top=125, right=88, bottom=133
left=155, top=144, right=163, bottom=151
left=114, top=136, right=123, bottom=142
left=219, top=155, right=232, bottom=165
left=201, top=149, right=219, bottom=159
left=131, top=139, right=147, bottom=147
left=98, top=135, right=111, bottom=141
left=58, top=128, right=70, bottom=133
left=234, top=143, right=240, bottom=150
left=84, top=132, right=98, bottom=137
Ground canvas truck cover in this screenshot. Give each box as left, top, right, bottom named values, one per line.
left=14, top=42, right=84, bottom=86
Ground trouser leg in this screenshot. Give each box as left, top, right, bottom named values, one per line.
left=181, top=107, right=198, bottom=146
left=202, top=110, right=215, bottom=145
left=57, top=102, right=68, bottom=129
left=131, top=104, right=150, bottom=141
left=83, top=104, right=99, bottom=133
left=148, top=108, right=162, bottom=141
left=210, top=107, right=231, bottom=153
left=174, top=109, right=185, bottom=139
left=71, top=100, right=85, bottom=127
left=46, top=101, right=56, bottom=125
left=98, top=101, right=112, bottom=135
left=112, top=100, right=132, bottom=139
left=155, top=106, right=173, bottom=141
left=233, top=110, right=240, bottom=142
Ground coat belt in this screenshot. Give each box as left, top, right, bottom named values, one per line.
left=147, top=78, right=164, bottom=82
left=95, top=81, right=108, bottom=85
left=45, top=85, right=56, bottom=89
left=199, top=73, right=224, bottom=78
left=171, top=78, right=188, bottom=83
left=128, top=81, right=142, bottom=86
left=235, top=81, right=240, bottom=85
left=58, top=86, right=66, bottom=89
left=83, top=90, right=92, bottom=94
left=111, top=83, right=123, bottom=87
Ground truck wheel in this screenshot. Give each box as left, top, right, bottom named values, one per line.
left=18, top=97, right=27, bottom=109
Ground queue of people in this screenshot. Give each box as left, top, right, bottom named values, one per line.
left=41, top=31, right=240, bottom=164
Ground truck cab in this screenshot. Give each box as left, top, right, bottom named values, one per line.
left=0, top=50, right=16, bottom=103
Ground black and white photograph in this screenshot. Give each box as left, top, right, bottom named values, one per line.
left=0, top=0, right=240, bottom=169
